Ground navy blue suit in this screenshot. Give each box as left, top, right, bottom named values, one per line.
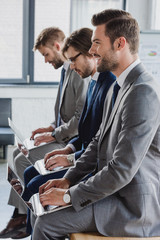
left=70, top=71, right=116, bottom=159
left=23, top=71, right=116, bottom=200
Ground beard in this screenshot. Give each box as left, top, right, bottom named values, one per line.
left=97, top=50, right=119, bottom=73
left=51, top=50, right=64, bottom=69
left=52, top=58, right=64, bottom=69
left=75, top=64, right=93, bottom=78
left=81, top=68, right=93, bottom=78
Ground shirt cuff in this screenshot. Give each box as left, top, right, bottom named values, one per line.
left=67, top=143, right=76, bottom=153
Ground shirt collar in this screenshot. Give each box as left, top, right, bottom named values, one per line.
left=63, top=61, right=70, bottom=71
left=117, top=58, right=141, bottom=87
left=91, top=72, right=100, bottom=81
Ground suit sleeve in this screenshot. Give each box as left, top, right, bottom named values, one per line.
left=64, top=130, right=100, bottom=184
left=68, top=80, right=160, bottom=212
left=69, top=136, right=83, bottom=152
left=51, top=84, right=61, bottom=128
left=54, top=71, right=89, bottom=143
left=75, top=149, right=84, bottom=160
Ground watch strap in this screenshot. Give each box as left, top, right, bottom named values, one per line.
left=67, top=154, right=74, bottom=166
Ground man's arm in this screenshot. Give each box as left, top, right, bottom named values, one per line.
left=67, top=80, right=160, bottom=212
left=69, top=136, right=83, bottom=153
left=38, top=133, right=99, bottom=207
left=64, top=131, right=100, bottom=185
left=54, top=70, right=89, bottom=143
left=30, top=125, right=54, bottom=140
left=31, top=70, right=88, bottom=146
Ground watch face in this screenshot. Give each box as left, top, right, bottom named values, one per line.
left=67, top=155, right=74, bottom=166
left=63, top=193, right=71, bottom=204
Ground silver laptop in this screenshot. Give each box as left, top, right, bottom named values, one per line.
left=7, top=165, right=72, bottom=217
left=8, top=117, right=48, bottom=150
left=34, top=159, right=69, bottom=175
left=8, top=117, right=70, bottom=175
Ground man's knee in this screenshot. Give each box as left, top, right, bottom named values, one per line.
left=14, top=152, right=27, bottom=169
left=13, top=147, right=20, bottom=159
left=24, top=166, right=39, bottom=185
left=32, top=216, right=46, bottom=240
left=14, top=152, right=31, bottom=182
left=27, top=178, right=39, bottom=194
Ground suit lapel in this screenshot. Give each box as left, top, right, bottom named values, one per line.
left=59, top=67, right=71, bottom=108
left=89, top=77, right=102, bottom=110
left=82, top=76, right=102, bottom=124
left=82, top=73, right=107, bottom=126
left=99, top=63, right=146, bottom=145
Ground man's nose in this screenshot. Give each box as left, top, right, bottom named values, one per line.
left=89, top=43, right=96, bottom=55
left=69, top=62, right=75, bottom=70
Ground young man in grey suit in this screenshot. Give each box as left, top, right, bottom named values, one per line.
left=32, top=9, right=160, bottom=239
left=0, top=27, right=88, bottom=239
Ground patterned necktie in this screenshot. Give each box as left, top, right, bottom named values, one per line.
left=112, top=81, right=120, bottom=108
left=87, top=79, right=96, bottom=109
left=57, top=68, right=66, bottom=127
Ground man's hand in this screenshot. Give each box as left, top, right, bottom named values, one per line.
left=39, top=178, right=70, bottom=195
left=10, top=179, right=23, bottom=195
left=30, top=126, right=54, bottom=140
left=34, top=133, right=55, bottom=146
left=39, top=188, right=68, bottom=207
left=45, top=155, right=69, bottom=170
left=44, top=147, right=73, bottom=163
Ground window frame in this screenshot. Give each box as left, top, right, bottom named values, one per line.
left=0, top=0, right=126, bottom=85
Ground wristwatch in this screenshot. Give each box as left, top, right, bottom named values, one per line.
left=63, top=190, right=71, bottom=204
left=67, top=154, right=74, bottom=166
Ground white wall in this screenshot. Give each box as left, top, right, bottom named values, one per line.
left=126, top=0, right=153, bottom=30
left=0, top=85, right=58, bottom=139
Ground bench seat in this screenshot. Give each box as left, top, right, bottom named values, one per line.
left=69, top=233, right=160, bottom=240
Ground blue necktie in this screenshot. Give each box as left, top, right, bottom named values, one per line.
left=57, top=68, right=66, bottom=127
left=87, top=79, right=96, bottom=109
left=112, top=81, right=120, bottom=108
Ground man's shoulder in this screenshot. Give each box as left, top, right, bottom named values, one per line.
left=67, top=67, right=82, bottom=82
left=99, top=71, right=116, bottom=81
left=98, top=71, right=116, bottom=89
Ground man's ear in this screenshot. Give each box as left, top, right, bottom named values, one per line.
left=54, top=42, right=61, bottom=51
left=115, top=37, right=126, bottom=50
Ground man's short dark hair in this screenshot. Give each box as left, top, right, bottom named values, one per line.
left=62, top=28, right=93, bottom=57
left=92, top=9, right=139, bottom=54
left=91, top=9, right=132, bottom=26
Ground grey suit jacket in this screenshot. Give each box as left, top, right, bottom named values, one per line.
left=53, top=65, right=89, bottom=143
left=65, top=63, right=160, bottom=237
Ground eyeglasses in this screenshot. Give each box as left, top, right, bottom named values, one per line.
left=68, top=52, right=82, bottom=64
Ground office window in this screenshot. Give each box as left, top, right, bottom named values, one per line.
left=0, top=0, right=124, bottom=84
left=34, top=0, right=71, bottom=82
left=71, top=0, right=124, bottom=31
left=0, top=0, right=23, bottom=80
left=34, top=0, right=123, bottom=82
